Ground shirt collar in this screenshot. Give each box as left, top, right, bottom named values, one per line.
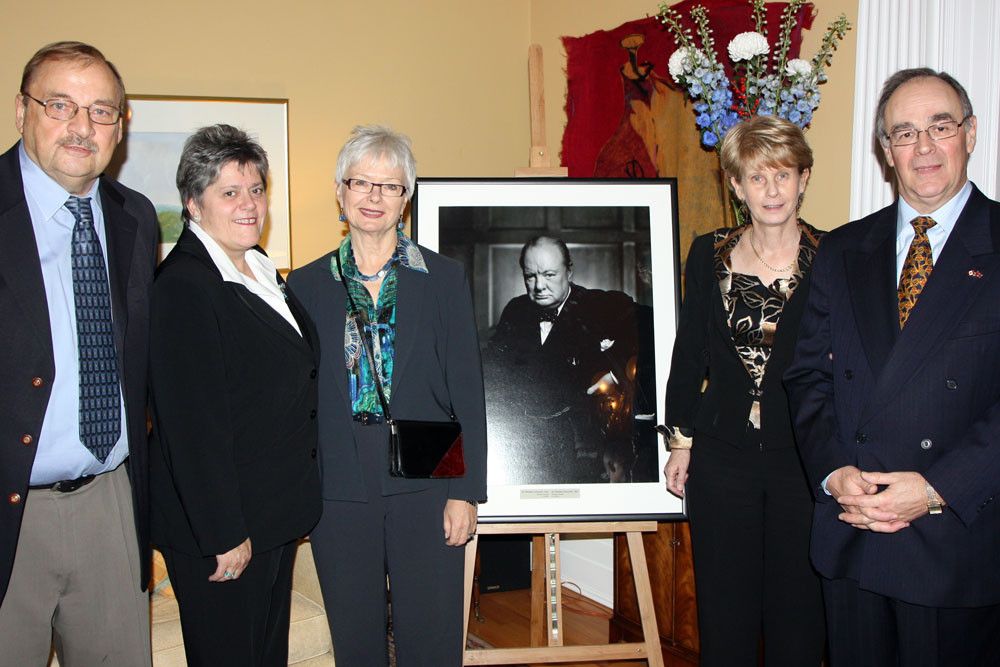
left=332, top=230, right=428, bottom=281
left=188, top=221, right=280, bottom=290
left=896, top=180, right=973, bottom=238
left=19, top=141, right=101, bottom=222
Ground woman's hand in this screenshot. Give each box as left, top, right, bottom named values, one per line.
left=443, top=499, right=478, bottom=547
left=664, top=450, right=691, bottom=498
left=209, top=537, right=252, bottom=582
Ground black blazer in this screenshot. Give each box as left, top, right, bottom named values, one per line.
left=287, top=244, right=487, bottom=503
left=665, top=224, right=821, bottom=451
left=0, top=142, right=157, bottom=603
left=786, top=186, right=1000, bottom=608
left=148, top=228, right=321, bottom=557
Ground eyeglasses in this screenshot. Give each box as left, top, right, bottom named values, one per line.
left=21, top=93, right=122, bottom=125
left=344, top=178, right=407, bottom=198
left=887, top=116, right=970, bottom=147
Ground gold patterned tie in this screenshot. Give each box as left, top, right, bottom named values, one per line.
left=898, top=216, right=937, bottom=328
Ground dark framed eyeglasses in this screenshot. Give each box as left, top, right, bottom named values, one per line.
left=21, top=93, right=122, bottom=125
left=344, top=178, right=407, bottom=198
left=887, top=115, right=971, bottom=147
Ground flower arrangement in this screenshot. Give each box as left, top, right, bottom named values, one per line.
left=658, top=0, right=852, bottom=150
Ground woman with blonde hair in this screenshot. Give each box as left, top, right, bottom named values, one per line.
left=662, top=114, right=826, bottom=665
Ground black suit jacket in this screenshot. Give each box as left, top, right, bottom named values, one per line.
left=148, top=228, right=321, bottom=556
left=488, top=284, right=644, bottom=416
left=785, top=185, right=1000, bottom=607
left=665, top=224, right=821, bottom=451
left=287, top=245, right=487, bottom=503
left=0, top=142, right=157, bottom=603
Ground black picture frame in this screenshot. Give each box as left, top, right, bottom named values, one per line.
left=413, top=178, right=683, bottom=522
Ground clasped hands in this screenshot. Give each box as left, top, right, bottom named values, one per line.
left=829, top=466, right=943, bottom=533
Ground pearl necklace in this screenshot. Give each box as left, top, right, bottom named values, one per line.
left=748, top=227, right=797, bottom=273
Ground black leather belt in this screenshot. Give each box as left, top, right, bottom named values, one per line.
left=29, top=474, right=98, bottom=493
left=353, top=411, right=386, bottom=425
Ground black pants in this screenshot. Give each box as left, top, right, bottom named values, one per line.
left=686, top=435, right=825, bottom=666
left=310, top=421, right=465, bottom=666
left=161, top=540, right=297, bottom=667
left=824, top=576, right=1000, bottom=666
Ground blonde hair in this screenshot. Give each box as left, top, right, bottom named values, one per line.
left=719, top=115, right=813, bottom=189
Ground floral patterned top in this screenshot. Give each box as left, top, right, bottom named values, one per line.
left=714, top=221, right=822, bottom=429
left=331, top=231, right=428, bottom=415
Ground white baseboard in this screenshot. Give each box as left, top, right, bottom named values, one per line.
left=558, top=538, right=613, bottom=608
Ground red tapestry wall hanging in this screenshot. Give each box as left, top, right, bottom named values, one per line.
left=561, top=0, right=813, bottom=261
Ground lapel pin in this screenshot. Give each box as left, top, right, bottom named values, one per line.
left=969, top=270, right=983, bottom=278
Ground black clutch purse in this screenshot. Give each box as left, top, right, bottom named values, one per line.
left=388, top=418, right=465, bottom=479
left=336, top=254, right=465, bottom=479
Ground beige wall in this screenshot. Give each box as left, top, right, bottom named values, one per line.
left=0, top=0, right=532, bottom=267
left=530, top=0, right=859, bottom=232
left=1, top=0, right=857, bottom=271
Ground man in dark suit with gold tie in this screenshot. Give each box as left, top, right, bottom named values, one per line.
left=0, top=42, right=157, bottom=664
left=786, top=68, right=1000, bottom=665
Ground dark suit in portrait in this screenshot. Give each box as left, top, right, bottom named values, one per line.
left=488, top=283, right=655, bottom=484
left=786, top=69, right=1000, bottom=665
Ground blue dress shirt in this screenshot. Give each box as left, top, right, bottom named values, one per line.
left=20, top=144, right=129, bottom=484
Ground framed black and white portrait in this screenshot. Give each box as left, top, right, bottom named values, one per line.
left=413, top=178, right=682, bottom=521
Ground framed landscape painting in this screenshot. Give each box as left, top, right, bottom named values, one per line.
left=108, top=95, right=291, bottom=268
left=413, top=178, right=683, bottom=522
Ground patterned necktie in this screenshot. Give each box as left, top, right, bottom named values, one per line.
left=898, top=216, right=937, bottom=329
left=68, top=196, right=121, bottom=462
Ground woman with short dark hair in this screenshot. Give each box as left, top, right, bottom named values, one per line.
left=149, top=124, right=321, bottom=666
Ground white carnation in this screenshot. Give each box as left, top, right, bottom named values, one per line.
left=668, top=48, right=691, bottom=83
left=784, top=58, right=812, bottom=78
left=728, top=31, right=769, bottom=62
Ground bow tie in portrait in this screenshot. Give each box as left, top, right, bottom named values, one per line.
left=538, top=308, right=559, bottom=323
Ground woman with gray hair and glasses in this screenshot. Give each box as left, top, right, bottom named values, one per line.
left=288, top=124, right=486, bottom=666
left=148, top=124, right=321, bottom=665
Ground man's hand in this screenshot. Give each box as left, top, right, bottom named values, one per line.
left=586, top=371, right=619, bottom=395
left=837, top=471, right=940, bottom=533
left=827, top=466, right=881, bottom=529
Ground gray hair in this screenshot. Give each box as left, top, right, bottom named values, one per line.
left=519, top=235, right=573, bottom=272
left=176, top=124, right=269, bottom=224
left=335, top=125, right=416, bottom=196
left=875, top=68, right=974, bottom=144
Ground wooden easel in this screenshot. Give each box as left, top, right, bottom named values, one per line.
left=513, top=44, right=568, bottom=179
left=462, top=522, right=663, bottom=665
left=462, top=46, right=662, bottom=666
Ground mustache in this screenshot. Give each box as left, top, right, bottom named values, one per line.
left=58, top=136, right=98, bottom=152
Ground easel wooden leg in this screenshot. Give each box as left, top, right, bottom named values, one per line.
left=463, top=534, right=479, bottom=652
left=530, top=534, right=545, bottom=647
left=626, top=531, right=664, bottom=667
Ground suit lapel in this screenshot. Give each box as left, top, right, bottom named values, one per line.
left=845, top=207, right=899, bottom=381
left=0, top=146, right=53, bottom=345
left=176, top=229, right=314, bottom=355
left=861, top=188, right=999, bottom=424
left=391, top=264, right=426, bottom=403
left=99, top=178, right=136, bottom=352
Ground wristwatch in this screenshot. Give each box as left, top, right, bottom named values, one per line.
left=926, top=483, right=943, bottom=515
